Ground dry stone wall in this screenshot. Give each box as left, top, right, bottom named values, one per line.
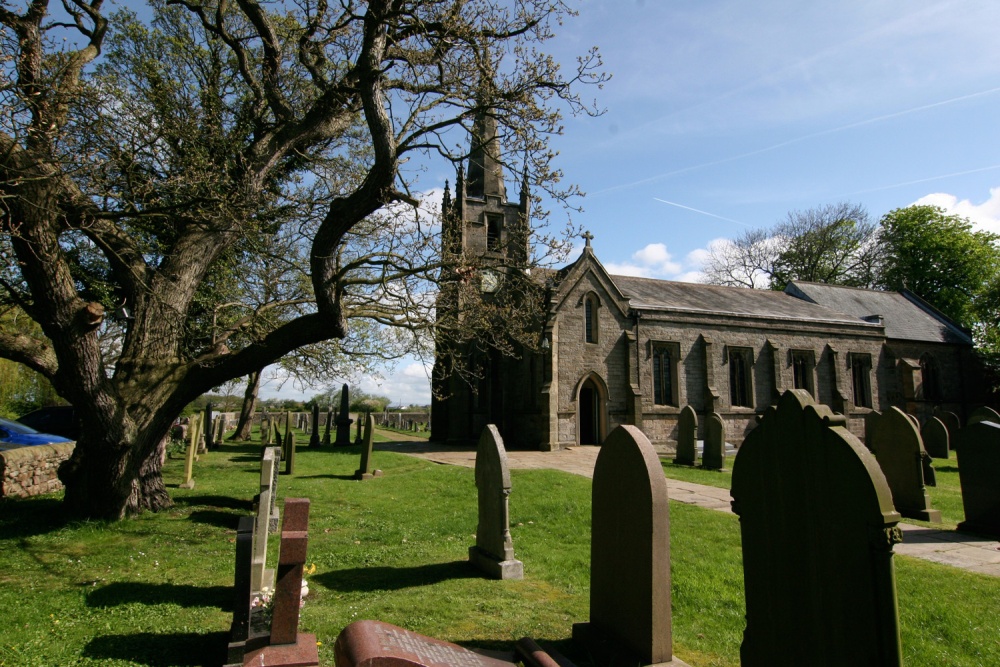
left=0, top=443, right=75, bottom=498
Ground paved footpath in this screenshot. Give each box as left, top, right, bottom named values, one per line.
left=376, top=434, right=1000, bottom=577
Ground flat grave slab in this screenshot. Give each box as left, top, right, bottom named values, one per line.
left=335, top=620, right=516, bottom=667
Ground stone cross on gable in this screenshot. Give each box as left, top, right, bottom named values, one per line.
left=582, top=230, right=594, bottom=246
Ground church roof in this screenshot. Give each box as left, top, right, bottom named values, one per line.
left=785, top=281, right=973, bottom=345
left=610, top=274, right=870, bottom=326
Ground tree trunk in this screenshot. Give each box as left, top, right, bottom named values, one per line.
left=232, top=371, right=261, bottom=441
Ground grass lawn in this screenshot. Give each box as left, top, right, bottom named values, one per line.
left=1, top=432, right=998, bottom=666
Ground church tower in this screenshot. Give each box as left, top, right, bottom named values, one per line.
left=432, top=110, right=533, bottom=443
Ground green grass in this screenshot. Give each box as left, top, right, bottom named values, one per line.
left=1, top=431, right=998, bottom=666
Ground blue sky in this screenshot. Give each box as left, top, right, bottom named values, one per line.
left=262, top=0, right=1000, bottom=406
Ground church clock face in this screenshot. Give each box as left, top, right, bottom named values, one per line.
left=480, top=268, right=502, bottom=293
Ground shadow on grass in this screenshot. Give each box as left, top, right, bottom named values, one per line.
left=173, top=495, right=253, bottom=512
left=87, top=581, right=232, bottom=610
left=187, top=509, right=246, bottom=529
left=315, top=560, right=479, bottom=592
left=935, top=465, right=959, bottom=473
left=297, top=474, right=358, bottom=481
left=83, top=631, right=228, bottom=666
left=0, top=496, right=67, bottom=538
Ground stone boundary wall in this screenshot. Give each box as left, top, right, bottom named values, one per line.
left=0, top=443, right=75, bottom=498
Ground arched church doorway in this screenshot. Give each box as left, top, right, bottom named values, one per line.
left=578, top=376, right=605, bottom=445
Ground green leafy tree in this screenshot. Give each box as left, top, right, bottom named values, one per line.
left=0, top=0, right=604, bottom=519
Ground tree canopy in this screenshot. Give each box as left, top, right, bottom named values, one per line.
left=0, top=0, right=606, bottom=519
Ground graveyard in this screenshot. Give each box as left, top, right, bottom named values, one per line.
left=2, top=419, right=1000, bottom=666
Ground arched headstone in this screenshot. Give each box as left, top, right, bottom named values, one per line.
left=871, top=407, right=941, bottom=522
left=921, top=416, right=949, bottom=459
left=572, top=425, right=684, bottom=666
left=957, top=420, right=1000, bottom=537
left=468, top=425, right=522, bottom=579
left=702, top=412, right=726, bottom=471
left=732, top=390, right=903, bottom=667
left=967, top=406, right=1000, bottom=427
left=673, top=406, right=697, bottom=466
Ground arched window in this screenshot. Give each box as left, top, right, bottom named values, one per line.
left=920, top=354, right=941, bottom=401
left=584, top=293, right=599, bottom=343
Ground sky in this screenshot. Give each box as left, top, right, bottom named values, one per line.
left=262, top=0, right=1000, bottom=406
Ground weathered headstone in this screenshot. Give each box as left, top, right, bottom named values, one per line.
left=967, top=406, right=1000, bottom=427
left=673, top=406, right=697, bottom=466
left=731, top=390, right=903, bottom=667
left=261, top=415, right=271, bottom=444
left=224, top=516, right=254, bottom=667
left=572, top=425, right=686, bottom=666
left=322, top=407, right=333, bottom=446
left=935, top=409, right=961, bottom=448
left=468, top=425, right=522, bottom=580
left=179, top=428, right=197, bottom=489
left=204, top=403, right=215, bottom=451
left=355, top=413, right=364, bottom=445
left=702, top=411, right=726, bottom=471
left=922, top=416, right=950, bottom=459
left=189, top=413, right=203, bottom=462
left=251, top=447, right=281, bottom=592
left=354, top=413, right=382, bottom=481
left=335, top=384, right=354, bottom=446
left=309, top=404, right=321, bottom=448
left=871, top=407, right=941, bottom=522
left=957, top=419, right=1000, bottom=537
left=334, top=620, right=516, bottom=667
left=284, top=428, right=296, bottom=477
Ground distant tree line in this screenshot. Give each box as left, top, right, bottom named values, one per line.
left=701, top=202, right=1000, bottom=384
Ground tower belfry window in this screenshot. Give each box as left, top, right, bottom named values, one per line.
left=487, top=214, right=502, bottom=251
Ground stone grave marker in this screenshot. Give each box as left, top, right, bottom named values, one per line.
left=468, top=424, right=522, bottom=580
left=673, top=405, right=697, bottom=466
left=957, top=419, right=1000, bottom=537
left=935, top=409, right=961, bottom=449
left=871, top=407, right=941, bottom=522
left=702, top=411, right=726, bottom=470
left=335, top=384, right=354, bottom=446
left=731, top=390, right=903, bottom=667
left=260, top=415, right=271, bottom=444
left=967, top=406, right=1000, bottom=427
left=283, top=416, right=296, bottom=477
left=241, top=498, right=319, bottom=667
left=224, top=515, right=254, bottom=667
left=251, top=447, right=281, bottom=592
left=179, top=424, right=197, bottom=490
left=322, top=407, right=333, bottom=446
left=334, top=620, right=517, bottom=667
left=572, top=425, right=687, bottom=666
left=864, top=409, right=882, bottom=451
left=309, top=403, right=321, bottom=448
left=922, top=416, right=950, bottom=459
left=204, top=403, right=215, bottom=451
left=354, top=413, right=382, bottom=481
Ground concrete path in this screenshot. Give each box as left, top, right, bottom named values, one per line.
left=376, top=435, right=1000, bottom=577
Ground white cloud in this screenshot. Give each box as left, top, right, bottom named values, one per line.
left=605, top=243, right=682, bottom=278
left=912, top=187, right=1000, bottom=234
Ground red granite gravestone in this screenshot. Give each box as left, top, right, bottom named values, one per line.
left=573, top=425, right=688, bottom=666
left=334, top=620, right=516, bottom=667
left=732, top=390, right=903, bottom=667
left=242, top=497, right=318, bottom=667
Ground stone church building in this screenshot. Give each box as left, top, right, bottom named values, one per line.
left=430, top=118, right=986, bottom=450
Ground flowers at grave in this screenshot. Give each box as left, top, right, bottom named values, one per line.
left=251, top=587, right=274, bottom=619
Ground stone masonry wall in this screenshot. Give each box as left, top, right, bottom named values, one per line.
left=0, top=443, right=74, bottom=498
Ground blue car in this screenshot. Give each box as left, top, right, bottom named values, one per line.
left=0, top=417, right=73, bottom=451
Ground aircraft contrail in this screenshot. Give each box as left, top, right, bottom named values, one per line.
left=653, top=198, right=749, bottom=226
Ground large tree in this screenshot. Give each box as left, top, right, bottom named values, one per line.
left=0, top=0, right=604, bottom=519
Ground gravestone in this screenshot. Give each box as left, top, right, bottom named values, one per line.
left=252, top=447, right=281, bottom=592
left=731, top=390, right=903, bottom=667
left=334, top=620, right=516, bottom=667
left=322, top=407, right=333, bottom=446
left=354, top=414, right=382, bottom=481
left=935, top=409, right=961, bottom=449
left=309, top=404, right=321, bottom=448
left=702, top=411, right=726, bottom=471
left=225, top=516, right=254, bottom=667
left=864, top=409, right=882, bottom=451
left=204, top=403, right=215, bottom=451
left=957, top=419, right=1000, bottom=537
left=284, top=430, right=296, bottom=477
left=355, top=414, right=364, bottom=444
left=335, top=384, right=354, bottom=446
left=261, top=415, right=271, bottom=444
left=922, top=416, right=950, bottom=459
left=572, top=425, right=686, bottom=666
left=967, top=406, right=1000, bottom=427
left=179, top=426, right=197, bottom=490
left=871, top=407, right=941, bottom=522
left=468, top=425, right=523, bottom=580
left=673, top=406, right=697, bottom=466
left=241, top=498, right=319, bottom=667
